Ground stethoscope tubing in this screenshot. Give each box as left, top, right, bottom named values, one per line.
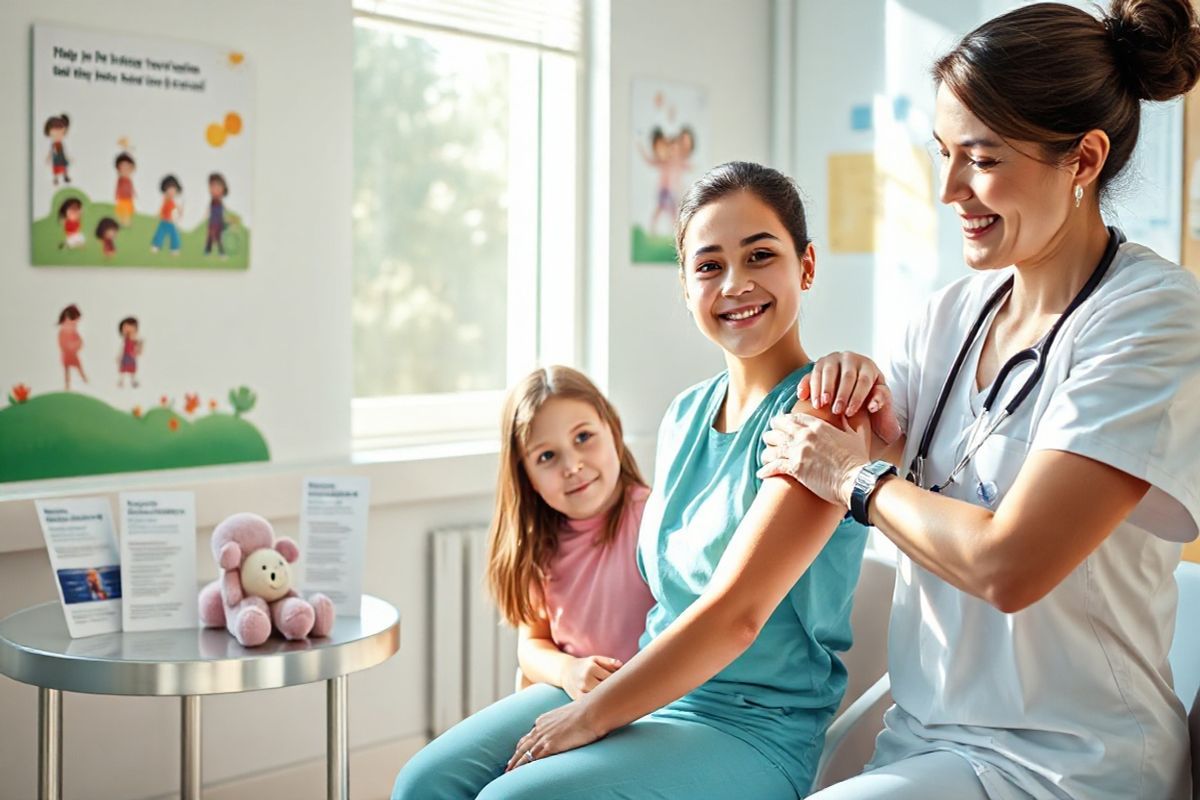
left=909, top=227, right=1126, bottom=492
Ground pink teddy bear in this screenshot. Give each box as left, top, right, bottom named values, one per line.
left=198, top=512, right=335, bottom=647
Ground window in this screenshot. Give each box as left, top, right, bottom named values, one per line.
left=351, top=1, right=582, bottom=447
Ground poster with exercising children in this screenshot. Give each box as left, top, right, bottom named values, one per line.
left=30, top=23, right=253, bottom=269
left=630, top=78, right=709, bottom=264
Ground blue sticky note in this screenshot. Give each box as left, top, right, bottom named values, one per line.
left=850, top=104, right=872, bottom=132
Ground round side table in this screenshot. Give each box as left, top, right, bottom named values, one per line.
left=0, top=595, right=400, bottom=800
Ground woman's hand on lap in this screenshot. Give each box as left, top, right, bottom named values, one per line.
left=561, top=655, right=622, bottom=701
left=799, top=352, right=901, bottom=444
left=506, top=700, right=605, bottom=771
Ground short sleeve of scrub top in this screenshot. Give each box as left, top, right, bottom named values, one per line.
left=1030, top=256, right=1200, bottom=542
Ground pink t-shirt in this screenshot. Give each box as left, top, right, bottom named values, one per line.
left=540, top=485, right=655, bottom=663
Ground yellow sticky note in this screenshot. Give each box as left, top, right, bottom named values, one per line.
left=828, top=153, right=877, bottom=254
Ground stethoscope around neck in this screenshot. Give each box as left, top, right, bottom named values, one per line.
left=908, top=226, right=1125, bottom=494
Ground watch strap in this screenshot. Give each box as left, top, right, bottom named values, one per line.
left=850, top=460, right=898, bottom=525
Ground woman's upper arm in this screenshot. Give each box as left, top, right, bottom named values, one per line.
left=987, top=449, right=1149, bottom=611
left=704, top=404, right=872, bottom=628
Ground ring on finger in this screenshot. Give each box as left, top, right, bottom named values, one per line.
left=522, top=749, right=535, bottom=763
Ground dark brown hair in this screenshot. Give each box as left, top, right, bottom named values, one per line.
left=486, top=365, right=647, bottom=627
left=57, top=197, right=81, bottom=220
left=114, top=152, right=135, bottom=169
left=675, top=161, right=810, bottom=265
left=57, top=304, right=80, bottom=324
left=95, top=217, right=119, bottom=239
left=934, top=0, right=1200, bottom=193
left=43, top=114, right=69, bottom=136
left=208, top=172, right=229, bottom=197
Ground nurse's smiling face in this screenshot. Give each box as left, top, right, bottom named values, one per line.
left=680, top=189, right=814, bottom=360
left=934, top=84, right=1076, bottom=271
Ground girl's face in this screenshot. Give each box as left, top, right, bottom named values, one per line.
left=522, top=396, right=622, bottom=520
left=118, top=161, right=134, bottom=178
left=121, top=322, right=137, bottom=338
left=680, top=190, right=812, bottom=360
left=933, top=84, right=1075, bottom=271
left=66, top=205, right=80, bottom=222
left=210, top=180, right=225, bottom=199
left=49, top=126, right=65, bottom=143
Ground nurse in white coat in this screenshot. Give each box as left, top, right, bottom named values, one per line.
left=758, top=1, right=1200, bottom=798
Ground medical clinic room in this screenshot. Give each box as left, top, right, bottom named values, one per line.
left=3, top=0, right=1200, bottom=798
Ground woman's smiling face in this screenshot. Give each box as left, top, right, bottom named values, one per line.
left=680, top=189, right=812, bottom=360
left=933, top=84, right=1076, bottom=271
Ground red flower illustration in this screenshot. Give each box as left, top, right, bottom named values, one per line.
left=168, top=417, right=180, bottom=432
left=132, top=405, right=143, bottom=418
left=184, top=393, right=200, bottom=415
left=9, top=384, right=30, bottom=404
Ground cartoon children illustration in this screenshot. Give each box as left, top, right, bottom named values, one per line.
left=205, top=172, right=228, bottom=257
left=117, top=316, right=143, bottom=388
left=114, top=152, right=136, bottom=226
left=150, top=175, right=182, bottom=255
left=95, top=217, right=119, bottom=259
left=57, top=304, right=88, bottom=390
left=639, top=127, right=676, bottom=236
left=57, top=197, right=85, bottom=249
left=44, top=114, right=70, bottom=185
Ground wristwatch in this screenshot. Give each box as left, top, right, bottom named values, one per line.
left=849, top=460, right=898, bottom=525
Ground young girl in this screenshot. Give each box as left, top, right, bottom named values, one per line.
left=394, top=163, right=871, bottom=800
left=393, top=366, right=655, bottom=797
left=487, top=366, right=655, bottom=700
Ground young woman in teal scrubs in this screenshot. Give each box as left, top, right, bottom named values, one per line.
left=393, top=161, right=872, bottom=799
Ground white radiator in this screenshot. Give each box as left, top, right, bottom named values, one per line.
left=430, top=525, right=520, bottom=737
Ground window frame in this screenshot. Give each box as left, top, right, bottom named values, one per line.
left=349, top=11, right=585, bottom=449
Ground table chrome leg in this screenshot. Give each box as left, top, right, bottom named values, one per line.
left=327, top=675, right=348, bottom=800
left=38, top=687, right=62, bottom=800
left=181, top=695, right=202, bottom=800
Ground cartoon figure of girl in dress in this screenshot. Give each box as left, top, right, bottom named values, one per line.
left=57, top=304, right=88, bottom=390
left=57, top=198, right=84, bottom=250
left=117, top=316, right=143, bottom=388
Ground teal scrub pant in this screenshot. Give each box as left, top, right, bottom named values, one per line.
left=391, top=684, right=798, bottom=799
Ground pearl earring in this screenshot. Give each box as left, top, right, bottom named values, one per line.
left=1074, top=185, right=1083, bottom=208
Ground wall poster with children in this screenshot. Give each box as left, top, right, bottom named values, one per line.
left=630, top=78, right=709, bottom=264
left=30, top=23, right=253, bottom=270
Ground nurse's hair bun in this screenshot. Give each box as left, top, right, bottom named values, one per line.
left=1104, top=0, right=1200, bottom=101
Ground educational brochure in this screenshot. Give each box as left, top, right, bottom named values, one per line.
left=298, top=476, right=370, bottom=616
left=35, top=497, right=123, bottom=638
left=118, top=491, right=198, bottom=632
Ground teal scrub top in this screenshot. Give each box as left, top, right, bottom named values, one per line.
left=637, top=365, right=868, bottom=795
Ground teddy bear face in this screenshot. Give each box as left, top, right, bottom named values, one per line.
left=240, top=548, right=291, bottom=601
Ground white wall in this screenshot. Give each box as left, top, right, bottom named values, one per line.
left=601, top=0, right=774, bottom=438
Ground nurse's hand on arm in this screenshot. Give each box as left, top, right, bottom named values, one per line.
left=759, top=417, right=1150, bottom=614
left=505, top=402, right=871, bottom=771
left=799, top=352, right=902, bottom=444
left=516, top=594, right=622, bottom=701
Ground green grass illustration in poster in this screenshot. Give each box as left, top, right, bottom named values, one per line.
left=33, top=189, right=249, bottom=270
left=630, top=224, right=677, bottom=264
left=0, top=392, right=268, bottom=483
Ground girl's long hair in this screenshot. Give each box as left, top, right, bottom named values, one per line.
left=486, top=365, right=646, bottom=627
